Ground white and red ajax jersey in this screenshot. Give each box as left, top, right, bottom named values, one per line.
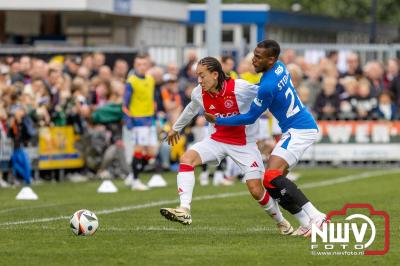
left=173, top=79, right=259, bottom=145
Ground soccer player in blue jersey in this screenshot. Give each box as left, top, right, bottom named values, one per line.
left=205, top=40, right=326, bottom=236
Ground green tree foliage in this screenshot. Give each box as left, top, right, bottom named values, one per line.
left=189, top=0, right=400, bottom=25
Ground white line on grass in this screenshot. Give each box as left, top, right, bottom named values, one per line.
left=99, top=226, right=277, bottom=232
left=0, top=225, right=278, bottom=232
left=299, top=168, right=400, bottom=189
left=0, top=203, right=62, bottom=215
left=0, top=169, right=398, bottom=227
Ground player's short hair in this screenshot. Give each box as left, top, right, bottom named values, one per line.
left=134, top=53, right=150, bottom=61
left=198, top=56, right=230, bottom=91
left=221, top=55, right=234, bottom=64
left=257, top=40, right=280, bottom=59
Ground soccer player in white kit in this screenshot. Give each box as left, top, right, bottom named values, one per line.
left=160, top=57, right=293, bottom=235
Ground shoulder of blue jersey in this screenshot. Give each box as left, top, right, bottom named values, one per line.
left=274, top=64, right=284, bottom=76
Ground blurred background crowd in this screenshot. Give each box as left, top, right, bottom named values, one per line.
left=0, top=49, right=399, bottom=187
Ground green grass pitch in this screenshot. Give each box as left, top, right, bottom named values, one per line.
left=0, top=168, right=398, bottom=265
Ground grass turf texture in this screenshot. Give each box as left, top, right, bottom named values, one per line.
left=0, top=168, right=398, bottom=266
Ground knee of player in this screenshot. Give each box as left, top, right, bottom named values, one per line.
left=250, top=187, right=264, bottom=201
left=263, top=169, right=283, bottom=188
left=134, top=146, right=144, bottom=153
left=179, top=152, right=196, bottom=167
left=246, top=179, right=264, bottom=200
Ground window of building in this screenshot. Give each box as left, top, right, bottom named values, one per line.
left=243, top=25, right=250, bottom=44
left=186, top=25, right=194, bottom=44
left=222, top=29, right=234, bottom=43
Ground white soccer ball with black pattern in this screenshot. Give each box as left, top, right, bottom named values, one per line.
left=70, top=209, right=99, bottom=236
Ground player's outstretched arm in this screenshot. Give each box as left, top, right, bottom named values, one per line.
left=214, top=83, right=273, bottom=126
left=172, top=101, right=201, bottom=132
left=215, top=101, right=265, bottom=126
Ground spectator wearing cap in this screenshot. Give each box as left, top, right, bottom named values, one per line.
left=64, top=55, right=82, bottom=79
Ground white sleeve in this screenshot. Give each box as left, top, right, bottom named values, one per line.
left=234, top=79, right=259, bottom=113
left=172, top=86, right=202, bottom=132
left=235, top=79, right=259, bottom=99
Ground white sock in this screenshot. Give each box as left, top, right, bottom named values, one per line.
left=213, top=170, right=224, bottom=183
left=294, top=210, right=311, bottom=227
left=177, top=164, right=195, bottom=210
left=258, top=191, right=284, bottom=223
left=302, top=202, right=323, bottom=219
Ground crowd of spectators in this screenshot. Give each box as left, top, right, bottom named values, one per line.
left=0, top=49, right=399, bottom=186
left=282, top=50, right=400, bottom=121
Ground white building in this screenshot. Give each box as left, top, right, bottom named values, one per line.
left=0, top=0, right=187, bottom=47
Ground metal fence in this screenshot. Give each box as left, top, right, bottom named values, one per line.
left=1, top=43, right=399, bottom=67
left=281, top=43, right=400, bottom=66
left=145, top=43, right=400, bottom=67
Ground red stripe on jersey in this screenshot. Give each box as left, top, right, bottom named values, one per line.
left=202, top=79, right=246, bottom=145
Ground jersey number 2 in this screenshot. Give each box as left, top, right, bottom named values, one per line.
left=285, top=86, right=301, bottom=118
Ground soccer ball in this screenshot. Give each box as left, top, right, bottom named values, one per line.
left=70, top=209, right=99, bottom=236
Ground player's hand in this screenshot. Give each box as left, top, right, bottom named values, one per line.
left=204, top=112, right=216, bottom=123
left=122, top=106, right=132, bottom=117
left=165, top=130, right=180, bottom=146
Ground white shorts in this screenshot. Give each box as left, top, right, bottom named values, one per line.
left=130, top=126, right=158, bottom=146
left=190, top=138, right=264, bottom=181
left=271, top=128, right=318, bottom=169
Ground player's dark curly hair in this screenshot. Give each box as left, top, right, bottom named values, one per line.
left=198, top=56, right=230, bottom=91
left=257, top=39, right=280, bottom=59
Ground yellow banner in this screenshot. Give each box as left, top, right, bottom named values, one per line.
left=38, top=126, right=84, bottom=170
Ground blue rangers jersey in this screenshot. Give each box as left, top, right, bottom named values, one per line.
left=216, top=61, right=318, bottom=132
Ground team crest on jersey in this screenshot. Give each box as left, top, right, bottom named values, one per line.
left=224, top=100, right=234, bottom=109
left=275, top=65, right=283, bottom=75
left=254, top=97, right=263, bottom=107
